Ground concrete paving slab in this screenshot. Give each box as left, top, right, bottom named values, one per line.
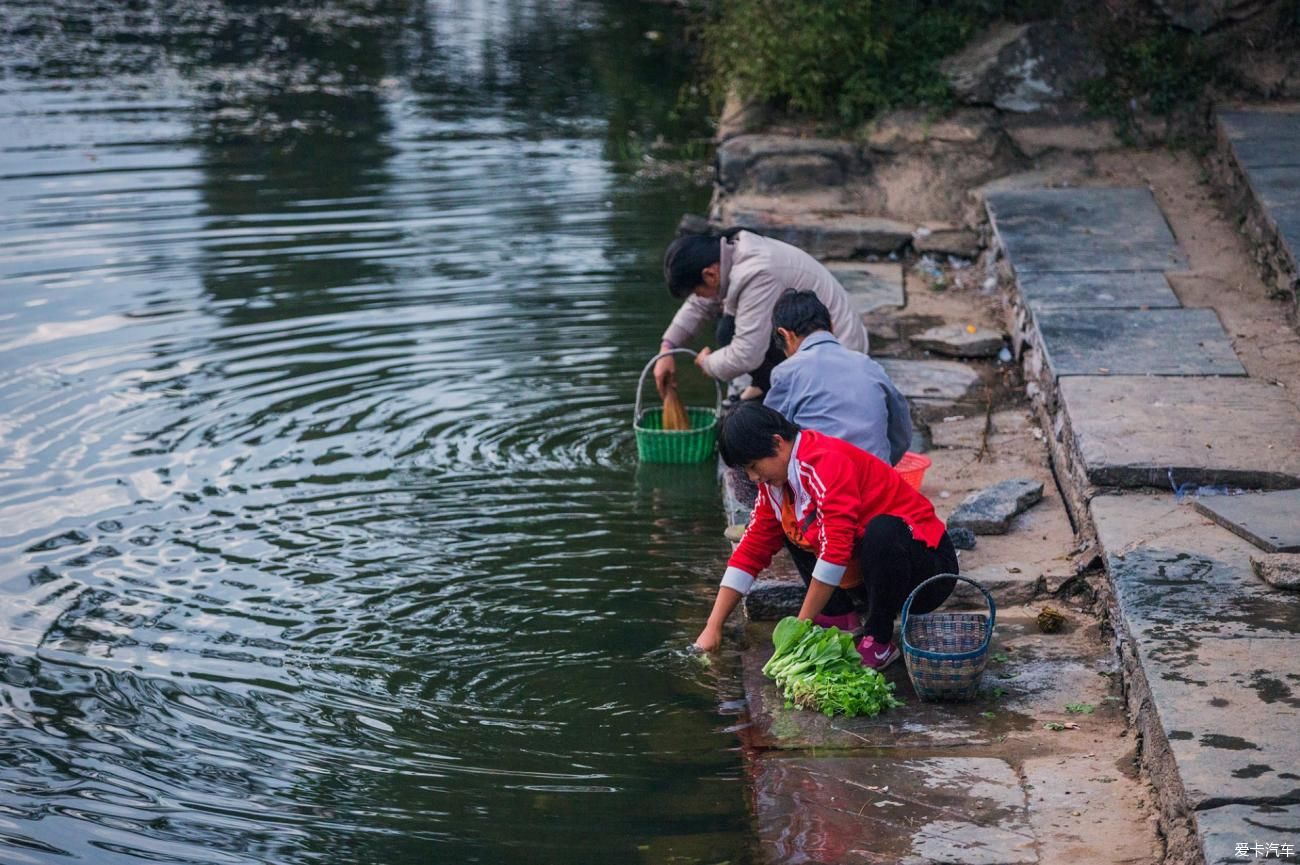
left=1035, top=308, right=1245, bottom=378
left=878, top=358, right=981, bottom=405
left=1017, top=271, right=1181, bottom=311
left=1092, top=495, right=1300, bottom=808
left=752, top=755, right=1036, bottom=865
left=1059, top=376, right=1300, bottom=490
left=828, top=262, right=906, bottom=313
left=1194, top=489, right=1300, bottom=553
left=1196, top=803, right=1300, bottom=865
left=987, top=188, right=1188, bottom=273
left=1219, top=111, right=1300, bottom=168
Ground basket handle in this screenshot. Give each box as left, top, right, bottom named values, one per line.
left=900, top=574, right=996, bottom=654
left=633, top=349, right=724, bottom=423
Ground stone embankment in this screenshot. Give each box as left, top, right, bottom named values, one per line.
left=703, top=67, right=1300, bottom=865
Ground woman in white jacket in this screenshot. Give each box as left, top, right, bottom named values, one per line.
left=654, top=229, right=868, bottom=398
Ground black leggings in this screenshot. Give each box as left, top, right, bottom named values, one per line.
left=785, top=515, right=959, bottom=643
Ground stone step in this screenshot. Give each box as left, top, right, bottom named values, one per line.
left=986, top=187, right=1189, bottom=273
left=1032, top=308, right=1245, bottom=378
left=1091, top=494, right=1300, bottom=865
left=1059, top=376, right=1300, bottom=490
left=1017, top=270, right=1181, bottom=311
left=724, top=206, right=912, bottom=259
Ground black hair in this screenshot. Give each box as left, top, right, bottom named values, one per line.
left=718, top=403, right=800, bottom=468
left=772, top=288, right=832, bottom=338
left=663, top=234, right=722, bottom=299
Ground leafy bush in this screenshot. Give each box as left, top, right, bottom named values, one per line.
left=698, top=0, right=1048, bottom=126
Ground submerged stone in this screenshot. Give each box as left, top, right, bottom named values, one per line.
left=949, top=479, right=1044, bottom=535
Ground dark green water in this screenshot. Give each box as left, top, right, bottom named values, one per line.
left=0, top=2, right=755, bottom=862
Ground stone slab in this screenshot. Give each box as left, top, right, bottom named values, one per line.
left=912, top=323, right=1005, bottom=358
left=728, top=209, right=913, bottom=258
left=1196, top=803, right=1300, bottom=865
left=1273, top=202, right=1300, bottom=260
left=752, top=755, right=1036, bottom=865
left=745, top=579, right=805, bottom=621
left=987, top=188, right=1188, bottom=273
left=1246, top=166, right=1300, bottom=210
left=1060, top=376, right=1300, bottom=490
left=1219, top=111, right=1300, bottom=168
left=1092, top=495, right=1300, bottom=808
left=1194, top=490, right=1300, bottom=553
left=878, top=358, right=981, bottom=405
left=827, top=262, right=905, bottom=313
left=949, top=479, right=1045, bottom=535
left=1035, top=308, right=1245, bottom=378
left=1252, top=554, right=1300, bottom=590
left=1016, top=270, right=1182, bottom=310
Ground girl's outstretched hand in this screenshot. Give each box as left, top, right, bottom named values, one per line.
left=693, top=624, right=722, bottom=652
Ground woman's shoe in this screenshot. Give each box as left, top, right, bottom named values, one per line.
left=813, top=612, right=860, bottom=631
left=856, top=635, right=901, bottom=670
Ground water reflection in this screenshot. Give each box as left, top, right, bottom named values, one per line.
left=0, top=1, right=752, bottom=863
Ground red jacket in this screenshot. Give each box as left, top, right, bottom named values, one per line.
left=722, top=430, right=946, bottom=593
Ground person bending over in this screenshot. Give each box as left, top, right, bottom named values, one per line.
left=693, top=404, right=958, bottom=669
left=765, top=288, right=912, bottom=466
left=655, top=229, right=868, bottom=400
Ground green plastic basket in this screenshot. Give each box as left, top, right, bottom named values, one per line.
left=634, top=349, right=722, bottom=464
left=901, top=574, right=995, bottom=702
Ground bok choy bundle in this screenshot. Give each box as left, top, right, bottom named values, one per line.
left=761, top=617, right=903, bottom=718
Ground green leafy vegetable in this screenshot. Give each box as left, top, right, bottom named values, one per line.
left=761, top=617, right=902, bottom=718
left=1065, top=702, right=1095, bottom=714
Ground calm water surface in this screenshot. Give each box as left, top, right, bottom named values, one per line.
left=0, top=2, right=754, bottom=862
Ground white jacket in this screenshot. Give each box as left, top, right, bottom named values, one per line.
left=662, top=231, right=868, bottom=381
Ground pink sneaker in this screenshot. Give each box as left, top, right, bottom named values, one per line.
left=857, top=636, right=901, bottom=670
left=813, top=612, right=860, bottom=631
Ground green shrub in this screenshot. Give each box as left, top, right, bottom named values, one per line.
left=699, top=0, right=988, bottom=126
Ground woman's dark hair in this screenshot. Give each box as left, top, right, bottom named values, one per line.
left=772, top=289, right=832, bottom=338
left=718, top=403, right=800, bottom=468
left=663, top=234, right=722, bottom=299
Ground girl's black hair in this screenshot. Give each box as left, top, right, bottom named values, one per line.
left=771, top=288, right=832, bottom=338
left=718, top=403, right=800, bottom=468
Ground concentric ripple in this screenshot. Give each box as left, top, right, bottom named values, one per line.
left=0, top=2, right=750, bottom=863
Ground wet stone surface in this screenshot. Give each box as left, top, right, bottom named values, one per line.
left=1015, top=270, right=1181, bottom=311
left=986, top=187, right=1188, bottom=274
left=1194, top=489, right=1300, bottom=553
left=1196, top=803, right=1300, bottom=865
left=1060, top=376, right=1300, bottom=490
left=1033, top=308, right=1245, bottom=378
left=1093, top=495, right=1300, bottom=808
left=949, top=479, right=1044, bottom=535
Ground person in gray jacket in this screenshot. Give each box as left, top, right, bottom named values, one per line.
left=654, top=229, right=868, bottom=399
left=764, top=289, right=911, bottom=466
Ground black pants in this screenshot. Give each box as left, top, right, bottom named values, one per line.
left=785, top=515, right=959, bottom=643
left=716, top=314, right=786, bottom=393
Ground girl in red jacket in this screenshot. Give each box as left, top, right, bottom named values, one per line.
left=693, top=403, right=959, bottom=669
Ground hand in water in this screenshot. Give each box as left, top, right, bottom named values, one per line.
left=693, top=624, right=722, bottom=652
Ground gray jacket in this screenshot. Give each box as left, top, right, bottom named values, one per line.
left=763, top=331, right=911, bottom=465
left=662, top=231, right=869, bottom=381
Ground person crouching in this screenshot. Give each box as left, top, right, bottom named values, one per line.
left=693, top=403, right=959, bottom=669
